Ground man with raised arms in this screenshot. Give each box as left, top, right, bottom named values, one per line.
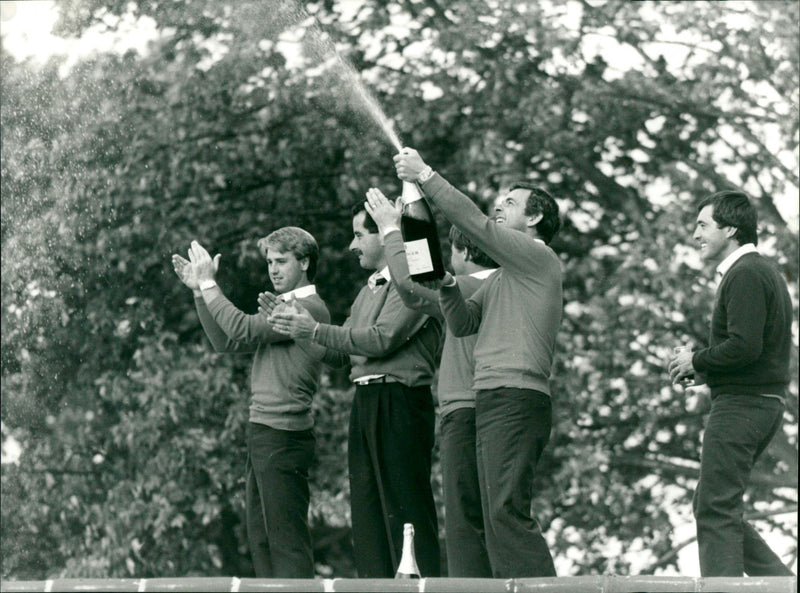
left=363, top=188, right=497, bottom=577
left=394, top=148, right=563, bottom=577
left=172, top=227, right=329, bottom=578
left=263, top=204, right=442, bottom=578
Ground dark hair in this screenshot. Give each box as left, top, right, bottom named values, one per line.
left=258, top=226, right=320, bottom=281
left=448, top=226, right=497, bottom=268
left=351, top=203, right=378, bottom=234
left=697, top=190, right=758, bottom=246
left=510, top=181, right=561, bottom=244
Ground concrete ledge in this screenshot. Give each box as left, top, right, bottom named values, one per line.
left=0, top=576, right=796, bottom=593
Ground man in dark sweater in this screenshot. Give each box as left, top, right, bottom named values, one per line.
left=263, top=204, right=442, bottom=578
left=394, top=148, right=562, bottom=577
left=669, top=191, right=794, bottom=577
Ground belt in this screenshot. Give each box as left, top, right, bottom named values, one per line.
left=353, top=375, right=397, bottom=386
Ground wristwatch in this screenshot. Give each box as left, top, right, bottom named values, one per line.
left=198, top=279, right=217, bottom=291
left=417, top=165, right=434, bottom=183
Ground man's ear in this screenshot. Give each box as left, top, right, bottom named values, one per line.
left=725, top=226, right=737, bottom=239
left=300, top=257, right=310, bottom=272
left=526, top=212, right=544, bottom=228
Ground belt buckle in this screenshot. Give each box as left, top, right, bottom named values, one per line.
left=355, top=375, right=385, bottom=386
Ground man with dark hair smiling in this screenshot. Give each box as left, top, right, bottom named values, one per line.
left=394, top=148, right=563, bottom=577
left=669, top=190, right=794, bottom=576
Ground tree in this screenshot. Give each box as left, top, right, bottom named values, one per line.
left=2, top=0, right=797, bottom=578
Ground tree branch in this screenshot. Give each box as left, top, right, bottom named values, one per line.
left=649, top=505, right=798, bottom=570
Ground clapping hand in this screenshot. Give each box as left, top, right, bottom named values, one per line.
left=267, top=295, right=317, bottom=340
left=172, top=254, right=199, bottom=291
left=188, top=240, right=221, bottom=282
left=257, top=291, right=283, bottom=318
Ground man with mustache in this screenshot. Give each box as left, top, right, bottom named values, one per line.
left=263, top=204, right=443, bottom=578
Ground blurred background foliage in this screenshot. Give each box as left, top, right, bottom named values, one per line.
left=1, top=0, right=797, bottom=578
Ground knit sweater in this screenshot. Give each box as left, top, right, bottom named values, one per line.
left=422, top=173, right=563, bottom=395
left=195, top=286, right=330, bottom=430
left=692, top=252, right=792, bottom=397
left=314, top=279, right=442, bottom=387
left=383, top=229, right=495, bottom=415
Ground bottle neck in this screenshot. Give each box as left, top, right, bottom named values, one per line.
left=401, top=535, right=414, bottom=557
left=396, top=526, right=419, bottom=575
left=401, top=181, right=423, bottom=204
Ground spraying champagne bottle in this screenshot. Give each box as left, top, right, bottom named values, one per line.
left=394, top=523, right=421, bottom=579
left=400, top=182, right=446, bottom=282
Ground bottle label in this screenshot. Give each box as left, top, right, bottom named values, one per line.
left=404, top=239, right=434, bottom=274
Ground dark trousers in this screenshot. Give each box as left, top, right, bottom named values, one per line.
left=348, top=383, right=440, bottom=577
left=693, top=394, right=793, bottom=576
left=440, top=407, right=492, bottom=577
left=245, top=422, right=315, bottom=578
left=476, top=387, right=556, bottom=577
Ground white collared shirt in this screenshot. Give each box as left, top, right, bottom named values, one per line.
left=368, top=267, right=392, bottom=291
left=470, top=268, right=498, bottom=280
left=716, top=243, right=759, bottom=282
left=280, top=284, right=317, bottom=301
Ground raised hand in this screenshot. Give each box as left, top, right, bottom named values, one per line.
left=365, top=188, right=402, bottom=232
left=172, top=254, right=199, bottom=291
left=393, top=147, right=427, bottom=182
left=188, top=240, right=221, bottom=282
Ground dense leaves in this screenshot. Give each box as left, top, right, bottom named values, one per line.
left=2, top=0, right=797, bottom=578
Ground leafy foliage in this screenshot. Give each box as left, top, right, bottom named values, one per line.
left=2, top=0, right=797, bottom=578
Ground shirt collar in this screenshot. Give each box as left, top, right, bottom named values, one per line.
left=280, top=284, right=317, bottom=301
left=368, top=267, right=391, bottom=291
left=716, top=243, right=758, bottom=279
left=470, top=268, right=498, bottom=280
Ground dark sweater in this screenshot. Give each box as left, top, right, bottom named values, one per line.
left=692, top=252, right=792, bottom=398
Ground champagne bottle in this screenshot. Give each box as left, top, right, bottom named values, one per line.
left=394, top=523, right=421, bottom=579
left=400, top=182, right=446, bottom=282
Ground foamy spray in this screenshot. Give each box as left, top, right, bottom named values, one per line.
left=235, top=1, right=403, bottom=151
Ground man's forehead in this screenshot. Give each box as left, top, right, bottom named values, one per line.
left=500, top=188, right=532, bottom=201
left=697, top=204, right=714, bottom=221
left=352, top=211, right=369, bottom=230
left=265, top=247, right=293, bottom=259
